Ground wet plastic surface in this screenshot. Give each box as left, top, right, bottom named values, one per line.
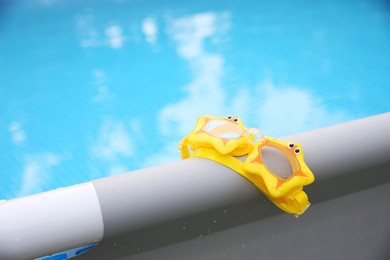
left=80, top=113, right=390, bottom=259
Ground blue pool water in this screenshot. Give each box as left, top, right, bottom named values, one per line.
left=1, top=0, right=389, bottom=199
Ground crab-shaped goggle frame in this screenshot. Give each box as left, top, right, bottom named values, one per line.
left=179, top=115, right=256, bottom=158
left=179, top=115, right=315, bottom=216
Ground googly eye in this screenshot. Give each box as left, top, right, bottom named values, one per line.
left=288, top=143, right=294, bottom=149
left=226, top=116, right=232, bottom=120
left=294, top=148, right=301, bottom=154
left=233, top=118, right=239, bottom=122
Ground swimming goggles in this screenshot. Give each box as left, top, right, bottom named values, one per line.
left=179, top=115, right=315, bottom=216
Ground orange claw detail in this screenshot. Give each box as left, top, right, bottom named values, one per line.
left=294, top=170, right=307, bottom=177
left=251, top=155, right=263, bottom=164
left=276, top=179, right=285, bottom=189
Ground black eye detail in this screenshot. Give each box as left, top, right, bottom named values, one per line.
left=233, top=118, right=238, bottom=122
left=288, top=143, right=294, bottom=148
left=294, top=148, right=300, bottom=154
left=227, top=116, right=232, bottom=120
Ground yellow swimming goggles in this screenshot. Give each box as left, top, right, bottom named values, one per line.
left=179, top=115, right=315, bottom=216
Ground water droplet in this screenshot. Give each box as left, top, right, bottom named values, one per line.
left=271, top=233, right=274, bottom=237
left=206, top=230, right=210, bottom=234
left=223, top=209, right=227, bottom=213
left=113, top=243, right=117, bottom=247
left=182, top=225, right=187, bottom=230
left=198, top=234, right=203, bottom=239
left=137, top=248, right=141, bottom=252
left=241, top=244, right=245, bottom=248
left=213, top=219, right=217, bottom=224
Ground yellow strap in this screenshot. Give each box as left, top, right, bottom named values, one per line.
left=192, top=148, right=250, bottom=179
left=179, top=141, right=191, bottom=159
